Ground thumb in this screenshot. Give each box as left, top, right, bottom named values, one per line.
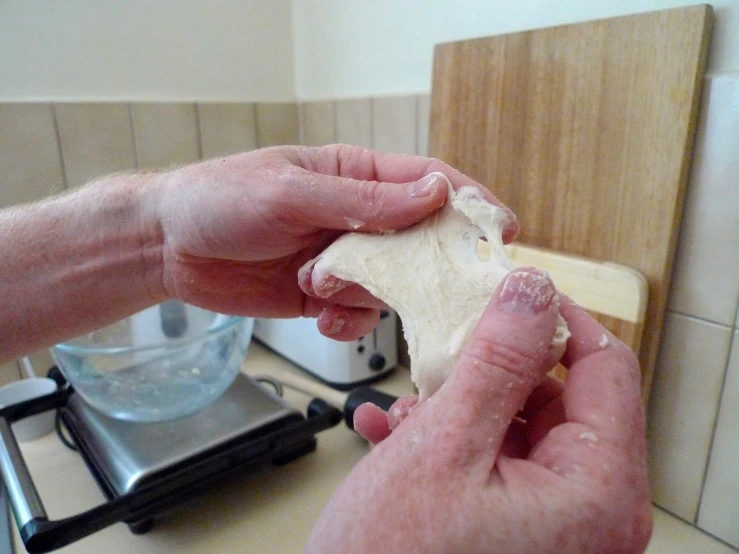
left=292, top=171, right=449, bottom=233
left=434, top=267, right=563, bottom=461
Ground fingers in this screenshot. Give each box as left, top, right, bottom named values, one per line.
left=299, top=256, right=387, bottom=342
left=512, top=374, right=567, bottom=447
left=286, top=169, right=450, bottom=233
left=387, top=396, right=419, bottom=431
left=353, top=402, right=392, bottom=444
left=425, top=267, right=563, bottom=466
left=521, top=374, right=564, bottom=417
left=315, top=306, right=380, bottom=341
left=301, top=271, right=383, bottom=341
left=288, top=145, right=519, bottom=241
left=522, top=298, right=648, bottom=491
left=558, top=296, right=644, bottom=445
left=299, top=261, right=386, bottom=309
left=353, top=395, right=419, bottom=444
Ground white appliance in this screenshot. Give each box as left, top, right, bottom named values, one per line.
left=253, top=310, right=398, bottom=389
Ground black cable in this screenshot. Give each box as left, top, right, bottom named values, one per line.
left=54, top=410, right=77, bottom=451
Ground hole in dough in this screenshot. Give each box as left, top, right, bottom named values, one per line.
left=301, top=175, right=569, bottom=401
left=476, top=237, right=491, bottom=262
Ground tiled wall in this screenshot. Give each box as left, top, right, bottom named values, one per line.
left=652, top=74, right=739, bottom=549
left=1, top=77, right=738, bottom=547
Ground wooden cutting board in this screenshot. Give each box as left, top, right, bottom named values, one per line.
left=429, top=5, right=712, bottom=401
left=505, top=243, right=648, bottom=383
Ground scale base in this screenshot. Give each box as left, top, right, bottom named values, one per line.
left=58, top=373, right=324, bottom=533
left=0, top=370, right=342, bottom=553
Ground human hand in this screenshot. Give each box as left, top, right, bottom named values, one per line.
left=148, top=145, right=517, bottom=339
left=305, top=268, right=652, bottom=553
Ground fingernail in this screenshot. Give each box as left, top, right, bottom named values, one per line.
left=314, top=274, right=351, bottom=298
left=498, top=268, right=555, bottom=316
left=406, top=173, right=442, bottom=198
left=297, top=260, right=317, bottom=294
left=324, top=313, right=345, bottom=335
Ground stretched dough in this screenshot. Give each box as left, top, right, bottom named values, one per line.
left=303, top=173, right=568, bottom=401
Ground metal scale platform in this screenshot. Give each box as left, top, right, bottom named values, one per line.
left=0, top=370, right=343, bottom=553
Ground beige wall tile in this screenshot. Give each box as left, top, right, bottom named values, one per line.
left=698, top=331, right=739, bottom=547
left=647, top=312, right=732, bottom=521
left=669, top=75, right=739, bottom=326
left=198, top=103, right=258, bottom=158
left=648, top=506, right=737, bottom=553
left=256, top=103, right=299, bottom=147
left=0, top=103, right=65, bottom=207
left=131, top=103, right=200, bottom=169
left=55, top=103, right=136, bottom=188
left=301, top=101, right=335, bottom=146
left=335, top=98, right=372, bottom=148
left=417, top=94, right=430, bottom=157
left=372, top=95, right=417, bottom=155
left=0, top=361, right=20, bottom=387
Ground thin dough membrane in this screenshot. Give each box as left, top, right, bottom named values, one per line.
left=303, top=173, right=569, bottom=401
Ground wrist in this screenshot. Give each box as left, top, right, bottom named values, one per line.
left=0, top=172, right=170, bottom=360
left=75, top=172, right=170, bottom=306
left=131, top=172, right=169, bottom=304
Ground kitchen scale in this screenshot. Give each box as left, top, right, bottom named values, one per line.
left=0, top=368, right=344, bottom=553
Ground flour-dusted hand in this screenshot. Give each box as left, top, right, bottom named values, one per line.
left=299, top=179, right=567, bottom=401
left=0, top=144, right=516, bottom=362
left=306, top=269, right=652, bottom=554
left=152, top=145, right=518, bottom=340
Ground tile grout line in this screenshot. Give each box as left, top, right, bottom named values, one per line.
left=331, top=100, right=337, bottom=144
left=50, top=103, right=69, bottom=191
left=194, top=103, right=204, bottom=160
left=253, top=103, right=261, bottom=150
left=369, top=97, right=375, bottom=149
left=127, top=103, right=139, bottom=169
left=655, top=504, right=739, bottom=552
left=667, top=308, right=734, bottom=331
left=414, top=94, right=420, bottom=156
left=694, top=327, right=736, bottom=528
left=297, top=102, right=305, bottom=145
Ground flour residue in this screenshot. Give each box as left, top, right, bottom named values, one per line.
left=345, top=218, right=364, bottom=230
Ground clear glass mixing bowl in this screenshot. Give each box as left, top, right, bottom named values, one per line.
left=51, top=301, right=254, bottom=422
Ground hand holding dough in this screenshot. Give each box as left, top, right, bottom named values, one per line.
left=302, top=173, right=569, bottom=400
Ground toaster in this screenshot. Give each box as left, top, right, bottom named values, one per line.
left=253, top=310, right=398, bottom=389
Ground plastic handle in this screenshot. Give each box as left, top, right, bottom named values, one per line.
left=0, top=418, right=47, bottom=528
left=343, top=387, right=398, bottom=430
left=0, top=388, right=66, bottom=530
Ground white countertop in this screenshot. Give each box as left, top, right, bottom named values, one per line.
left=10, top=342, right=736, bottom=553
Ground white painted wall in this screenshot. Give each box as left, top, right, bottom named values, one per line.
left=292, top=0, right=739, bottom=100
left=3, top=1, right=736, bottom=102
left=0, top=0, right=295, bottom=101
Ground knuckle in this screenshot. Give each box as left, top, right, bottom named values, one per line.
left=460, top=335, right=543, bottom=385
left=354, top=179, right=384, bottom=217
left=334, top=144, right=369, bottom=178
left=426, top=157, right=446, bottom=170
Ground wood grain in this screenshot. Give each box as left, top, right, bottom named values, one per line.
left=429, top=5, right=712, bottom=402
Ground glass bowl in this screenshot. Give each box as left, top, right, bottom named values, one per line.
left=51, top=301, right=254, bottom=422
